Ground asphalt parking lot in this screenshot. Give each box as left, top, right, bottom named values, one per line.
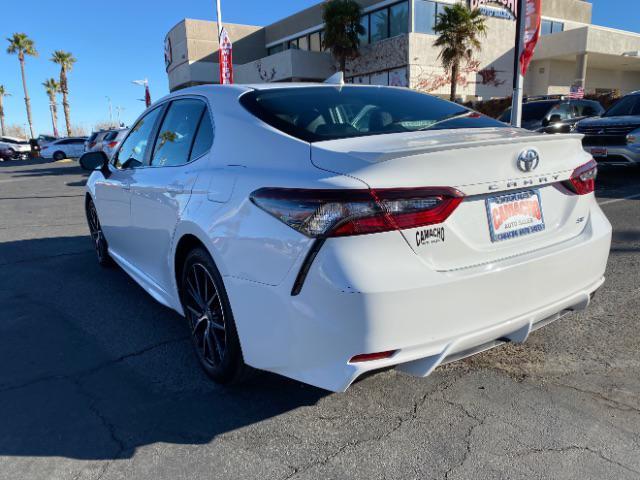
left=0, top=158, right=639, bottom=480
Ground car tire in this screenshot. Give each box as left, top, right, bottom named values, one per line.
left=53, top=151, right=66, bottom=161
left=180, top=247, right=249, bottom=385
left=85, top=198, right=113, bottom=267
left=7, top=148, right=15, bottom=159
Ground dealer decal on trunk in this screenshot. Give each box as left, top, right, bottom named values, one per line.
left=416, top=227, right=445, bottom=247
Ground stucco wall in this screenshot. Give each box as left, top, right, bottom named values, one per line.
left=235, top=50, right=335, bottom=83
left=542, top=0, right=591, bottom=24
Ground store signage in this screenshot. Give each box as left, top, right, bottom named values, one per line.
left=469, top=0, right=518, bottom=20
left=218, top=27, right=233, bottom=85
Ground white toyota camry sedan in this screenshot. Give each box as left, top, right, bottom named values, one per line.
left=80, top=84, right=612, bottom=392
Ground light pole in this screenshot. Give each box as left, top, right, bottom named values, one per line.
left=105, top=96, right=113, bottom=125
left=115, top=106, right=125, bottom=126
left=216, top=0, right=223, bottom=39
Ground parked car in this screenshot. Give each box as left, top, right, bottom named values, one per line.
left=84, top=130, right=112, bottom=153
left=499, top=98, right=604, bottom=133
left=0, top=147, right=13, bottom=161
left=0, top=136, right=31, bottom=159
left=101, top=128, right=129, bottom=159
left=41, top=137, right=87, bottom=160
left=576, top=91, right=640, bottom=166
left=80, top=84, right=611, bottom=392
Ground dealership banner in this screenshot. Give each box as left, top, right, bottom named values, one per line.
left=218, top=27, right=233, bottom=85
left=519, top=0, right=542, bottom=76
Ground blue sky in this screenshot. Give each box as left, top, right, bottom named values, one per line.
left=0, top=0, right=638, bottom=137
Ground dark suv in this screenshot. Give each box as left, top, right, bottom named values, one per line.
left=499, top=98, right=604, bottom=133
left=576, top=91, right=640, bottom=166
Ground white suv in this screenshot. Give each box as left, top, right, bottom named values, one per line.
left=0, top=136, right=31, bottom=159
left=41, top=137, right=87, bottom=160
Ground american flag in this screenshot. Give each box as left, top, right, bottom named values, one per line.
left=569, top=86, right=585, bottom=99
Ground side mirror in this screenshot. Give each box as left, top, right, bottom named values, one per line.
left=79, top=151, right=109, bottom=174
left=548, top=114, right=562, bottom=125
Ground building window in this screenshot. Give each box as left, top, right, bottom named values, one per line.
left=370, top=8, right=389, bottom=43
left=359, top=15, right=370, bottom=45
left=389, top=2, right=409, bottom=37
left=287, top=38, right=299, bottom=50
left=541, top=19, right=564, bottom=36
left=415, top=0, right=439, bottom=35
left=310, top=31, right=322, bottom=51
left=268, top=44, right=284, bottom=56
left=298, top=35, right=309, bottom=51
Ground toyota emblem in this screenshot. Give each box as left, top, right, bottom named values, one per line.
left=517, top=149, right=540, bottom=172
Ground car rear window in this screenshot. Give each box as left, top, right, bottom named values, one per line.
left=240, top=86, right=505, bottom=142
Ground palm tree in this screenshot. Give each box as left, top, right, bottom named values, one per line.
left=322, top=0, right=365, bottom=74
left=42, top=78, right=60, bottom=137
left=433, top=4, right=486, bottom=102
left=0, top=85, right=10, bottom=137
left=51, top=50, right=76, bottom=136
left=6, top=33, right=37, bottom=138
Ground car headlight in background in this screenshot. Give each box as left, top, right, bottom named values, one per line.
left=627, top=130, right=639, bottom=145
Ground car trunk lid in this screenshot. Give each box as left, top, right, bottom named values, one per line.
left=311, top=127, right=594, bottom=271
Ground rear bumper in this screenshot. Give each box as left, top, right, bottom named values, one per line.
left=225, top=202, right=612, bottom=392
left=584, top=143, right=640, bottom=165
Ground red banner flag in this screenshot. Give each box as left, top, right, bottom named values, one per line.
left=218, top=27, right=233, bottom=85
left=144, top=84, right=152, bottom=108
left=519, top=0, right=542, bottom=76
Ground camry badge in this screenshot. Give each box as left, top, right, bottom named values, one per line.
left=517, top=149, right=540, bottom=172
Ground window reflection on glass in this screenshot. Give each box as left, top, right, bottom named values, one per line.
left=152, top=99, right=206, bottom=167
left=359, top=15, right=369, bottom=45
left=389, top=2, right=408, bottom=37
left=370, top=9, right=389, bottom=42
left=114, top=107, right=163, bottom=169
left=415, top=0, right=437, bottom=35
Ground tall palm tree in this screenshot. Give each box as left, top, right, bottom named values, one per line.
left=51, top=50, right=76, bottom=136
left=433, top=4, right=486, bottom=101
left=0, top=85, right=10, bottom=137
left=322, top=0, right=365, bottom=74
left=42, top=78, right=60, bottom=137
left=6, top=33, right=37, bottom=138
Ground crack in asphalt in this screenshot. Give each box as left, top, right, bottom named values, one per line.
left=549, top=381, right=640, bottom=414
left=0, top=336, right=190, bottom=394
left=512, top=445, right=640, bottom=476
left=281, top=378, right=464, bottom=480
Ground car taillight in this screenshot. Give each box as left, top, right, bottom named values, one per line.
left=107, top=141, right=118, bottom=148
left=250, top=187, right=464, bottom=238
left=564, top=159, right=597, bottom=195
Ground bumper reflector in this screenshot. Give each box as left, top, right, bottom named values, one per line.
left=349, top=350, right=397, bottom=363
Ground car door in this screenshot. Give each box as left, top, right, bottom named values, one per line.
left=128, top=97, right=212, bottom=292
left=93, top=106, right=165, bottom=262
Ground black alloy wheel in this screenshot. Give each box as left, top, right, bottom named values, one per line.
left=181, top=248, right=248, bottom=384
left=86, top=199, right=112, bottom=267
left=53, top=151, right=65, bottom=161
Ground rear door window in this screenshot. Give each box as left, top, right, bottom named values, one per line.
left=151, top=99, right=206, bottom=167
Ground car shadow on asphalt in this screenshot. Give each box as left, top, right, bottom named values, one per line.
left=595, top=166, right=640, bottom=200
left=0, top=235, right=327, bottom=460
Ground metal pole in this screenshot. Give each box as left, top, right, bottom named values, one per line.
left=216, top=0, right=223, bottom=39
left=106, top=96, right=113, bottom=125
left=510, top=0, right=527, bottom=128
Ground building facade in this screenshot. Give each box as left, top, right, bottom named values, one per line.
left=165, top=0, right=640, bottom=99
